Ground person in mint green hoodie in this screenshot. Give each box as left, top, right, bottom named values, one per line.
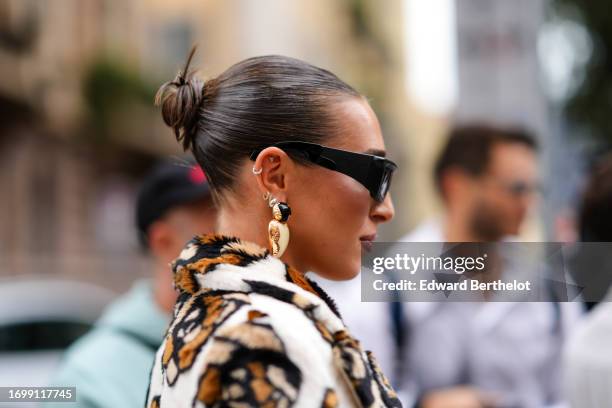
left=47, top=161, right=216, bottom=408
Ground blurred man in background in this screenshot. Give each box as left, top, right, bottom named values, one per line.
left=409, top=124, right=539, bottom=243
left=48, top=161, right=216, bottom=408
left=564, top=155, right=612, bottom=408
left=400, top=124, right=582, bottom=408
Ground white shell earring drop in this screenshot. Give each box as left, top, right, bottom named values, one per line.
left=267, top=196, right=291, bottom=257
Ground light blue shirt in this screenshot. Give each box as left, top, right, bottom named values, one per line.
left=47, top=280, right=170, bottom=408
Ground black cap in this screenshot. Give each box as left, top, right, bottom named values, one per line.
left=136, top=160, right=211, bottom=247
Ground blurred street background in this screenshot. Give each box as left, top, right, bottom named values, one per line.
left=2, top=0, right=610, bottom=289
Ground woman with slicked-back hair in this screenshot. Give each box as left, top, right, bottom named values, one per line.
left=146, top=48, right=400, bottom=408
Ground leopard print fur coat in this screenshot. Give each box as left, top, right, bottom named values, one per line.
left=145, top=234, right=402, bottom=408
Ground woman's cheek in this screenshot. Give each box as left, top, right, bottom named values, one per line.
left=332, top=184, right=371, bottom=244
left=299, top=170, right=369, bottom=252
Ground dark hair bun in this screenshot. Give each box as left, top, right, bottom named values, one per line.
left=155, top=47, right=205, bottom=151
left=154, top=51, right=361, bottom=198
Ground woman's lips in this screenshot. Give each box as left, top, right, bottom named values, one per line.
left=361, top=241, right=373, bottom=252
left=360, top=234, right=377, bottom=252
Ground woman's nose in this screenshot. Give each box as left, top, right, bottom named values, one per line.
left=371, top=194, right=394, bottom=223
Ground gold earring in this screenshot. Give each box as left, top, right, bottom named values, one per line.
left=267, top=198, right=291, bottom=257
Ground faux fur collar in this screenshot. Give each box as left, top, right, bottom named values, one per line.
left=170, top=234, right=342, bottom=319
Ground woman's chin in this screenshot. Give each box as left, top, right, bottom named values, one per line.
left=337, top=260, right=362, bottom=281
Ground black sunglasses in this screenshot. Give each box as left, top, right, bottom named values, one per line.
left=249, top=141, right=397, bottom=202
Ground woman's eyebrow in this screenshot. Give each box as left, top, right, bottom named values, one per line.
left=364, top=148, right=387, bottom=157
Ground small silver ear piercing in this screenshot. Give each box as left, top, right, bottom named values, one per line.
left=263, top=191, right=271, bottom=201
left=252, top=166, right=263, bottom=175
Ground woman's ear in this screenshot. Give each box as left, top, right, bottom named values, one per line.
left=253, top=147, right=293, bottom=201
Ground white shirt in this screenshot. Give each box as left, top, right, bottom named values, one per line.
left=564, top=288, right=612, bottom=408
left=399, top=218, right=582, bottom=408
